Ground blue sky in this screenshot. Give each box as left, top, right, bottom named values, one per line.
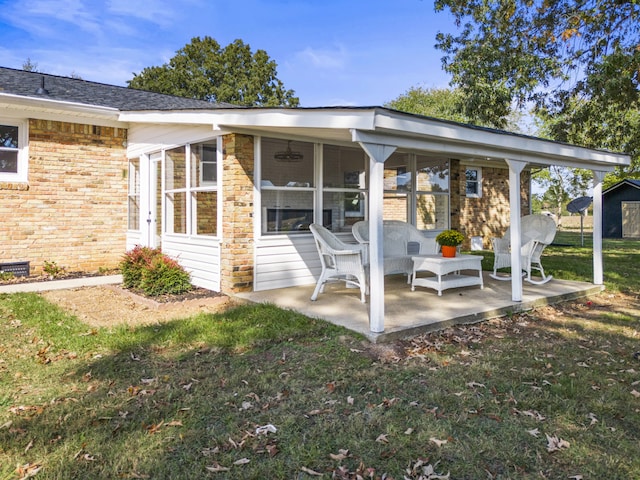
left=0, top=0, right=457, bottom=106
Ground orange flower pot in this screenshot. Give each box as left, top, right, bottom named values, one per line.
left=441, top=245, right=457, bottom=258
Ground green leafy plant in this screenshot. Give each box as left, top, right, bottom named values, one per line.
left=120, top=246, right=162, bottom=289
left=43, top=260, right=65, bottom=278
left=0, top=271, right=15, bottom=282
left=120, top=245, right=191, bottom=296
left=140, top=254, right=192, bottom=297
left=435, top=229, right=465, bottom=246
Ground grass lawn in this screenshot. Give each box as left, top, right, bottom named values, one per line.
left=1, top=232, right=639, bottom=479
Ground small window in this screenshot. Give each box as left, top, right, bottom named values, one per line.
left=465, top=167, right=482, bottom=198
left=0, top=123, right=25, bottom=181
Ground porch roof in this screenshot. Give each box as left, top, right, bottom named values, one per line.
left=118, top=106, right=631, bottom=171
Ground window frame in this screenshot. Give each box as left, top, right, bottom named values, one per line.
left=465, top=166, right=483, bottom=198
left=0, top=118, right=28, bottom=183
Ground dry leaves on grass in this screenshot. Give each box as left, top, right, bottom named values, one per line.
left=546, top=434, right=570, bottom=452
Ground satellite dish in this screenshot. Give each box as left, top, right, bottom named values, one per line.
left=567, top=196, right=592, bottom=214
left=566, top=196, right=593, bottom=246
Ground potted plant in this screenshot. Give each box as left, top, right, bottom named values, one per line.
left=435, top=229, right=465, bottom=257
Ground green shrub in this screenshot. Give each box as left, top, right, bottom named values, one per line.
left=120, top=246, right=162, bottom=289
left=140, top=254, right=192, bottom=297
left=43, top=260, right=65, bottom=278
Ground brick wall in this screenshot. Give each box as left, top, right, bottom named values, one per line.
left=0, top=119, right=128, bottom=274
left=456, top=164, right=531, bottom=249
left=220, top=134, right=254, bottom=293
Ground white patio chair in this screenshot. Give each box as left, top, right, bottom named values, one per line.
left=352, top=220, right=439, bottom=281
left=490, top=214, right=557, bottom=285
left=309, top=223, right=368, bottom=303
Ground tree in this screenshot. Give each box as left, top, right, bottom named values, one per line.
left=22, top=58, right=39, bottom=72
left=533, top=166, right=592, bottom=223
left=128, top=37, right=299, bottom=107
left=385, top=86, right=470, bottom=123
left=434, top=0, right=640, bottom=179
left=385, top=85, right=525, bottom=131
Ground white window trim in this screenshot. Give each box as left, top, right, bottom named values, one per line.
left=465, top=166, right=482, bottom=198
left=0, top=118, right=28, bottom=183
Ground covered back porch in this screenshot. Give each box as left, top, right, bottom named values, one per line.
left=238, top=272, right=602, bottom=343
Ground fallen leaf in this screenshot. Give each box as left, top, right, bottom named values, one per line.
left=631, top=389, right=640, bottom=398
left=24, top=439, right=33, bottom=453
left=568, top=475, right=583, bottom=480
left=255, top=424, right=277, bottom=435
left=164, top=420, right=183, bottom=427
left=546, top=434, right=570, bottom=452
left=300, top=466, right=323, bottom=476
left=466, top=381, right=486, bottom=389
left=404, top=428, right=414, bottom=435
left=266, top=444, right=279, bottom=457
left=587, top=413, right=598, bottom=426
left=329, top=449, right=350, bottom=461
left=15, top=462, right=42, bottom=479
left=205, top=463, right=230, bottom=473
left=347, top=395, right=354, bottom=405
left=240, top=401, right=253, bottom=411
left=430, top=437, right=448, bottom=447
left=526, top=428, right=540, bottom=437
left=233, top=458, right=250, bottom=465
left=376, top=433, right=389, bottom=443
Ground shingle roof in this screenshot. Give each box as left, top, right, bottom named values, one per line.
left=603, top=179, right=640, bottom=195
left=0, top=66, right=230, bottom=111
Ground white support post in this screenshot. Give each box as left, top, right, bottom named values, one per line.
left=358, top=142, right=396, bottom=333
left=505, top=159, right=527, bottom=302
left=592, top=170, right=606, bottom=285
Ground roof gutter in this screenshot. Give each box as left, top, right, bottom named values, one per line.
left=0, top=92, right=124, bottom=127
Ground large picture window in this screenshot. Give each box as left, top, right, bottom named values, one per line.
left=261, top=138, right=315, bottom=234
left=322, top=145, right=367, bottom=232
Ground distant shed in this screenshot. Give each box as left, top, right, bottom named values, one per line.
left=602, top=179, right=640, bottom=238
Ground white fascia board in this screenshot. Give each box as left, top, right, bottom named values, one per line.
left=120, top=108, right=378, bottom=131
left=366, top=113, right=631, bottom=169
left=0, top=93, right=123, bottom=127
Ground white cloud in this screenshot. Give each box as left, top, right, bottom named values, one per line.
left=294, top=45, right=348, bottom=70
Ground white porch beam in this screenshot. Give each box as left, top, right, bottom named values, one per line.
left=506, top=159, right=527, bottom=302
left=592, top=170, right=606, bottom=285
left=351, top=128, right=625, bottom=171
left=358, top=142, right=397, bottom=333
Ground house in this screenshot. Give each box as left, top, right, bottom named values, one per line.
left=603, top=179, right=640, bottom=238
left=0, top=66, right=630, bottom=333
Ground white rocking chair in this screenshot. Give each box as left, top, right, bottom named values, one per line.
left=490, top=214, right=557, bottom=285
left=309, top=223, right=368, bottom=303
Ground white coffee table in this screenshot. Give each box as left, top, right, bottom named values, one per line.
left=411, top=254, right=484, bottom=296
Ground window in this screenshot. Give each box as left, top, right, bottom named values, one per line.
left=128, top=158, right=141, bottom=230
left=415, top=156, right=449, bottom=230
left=465, top=167, right=482, bottom=198
left=322, top=144, right=367, bottom=232
left=383, top=153, right=411, bottom=222
left=190, top=142, right=218, bottom=236
left=165, top=146, right=187, bottom=234
left=260, top=138, right=315, bottom=234
left=163, top=141, right=219, bottom=236
left=0, top=121, right=27, bottom=182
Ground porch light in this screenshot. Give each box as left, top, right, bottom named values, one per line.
left=274, top=141, right=303, bottom=162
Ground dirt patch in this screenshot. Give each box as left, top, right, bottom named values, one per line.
left=41, top=285, right=237, bottom=328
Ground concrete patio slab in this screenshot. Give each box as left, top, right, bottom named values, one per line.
left=236, top=273, right=603, bottom=343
